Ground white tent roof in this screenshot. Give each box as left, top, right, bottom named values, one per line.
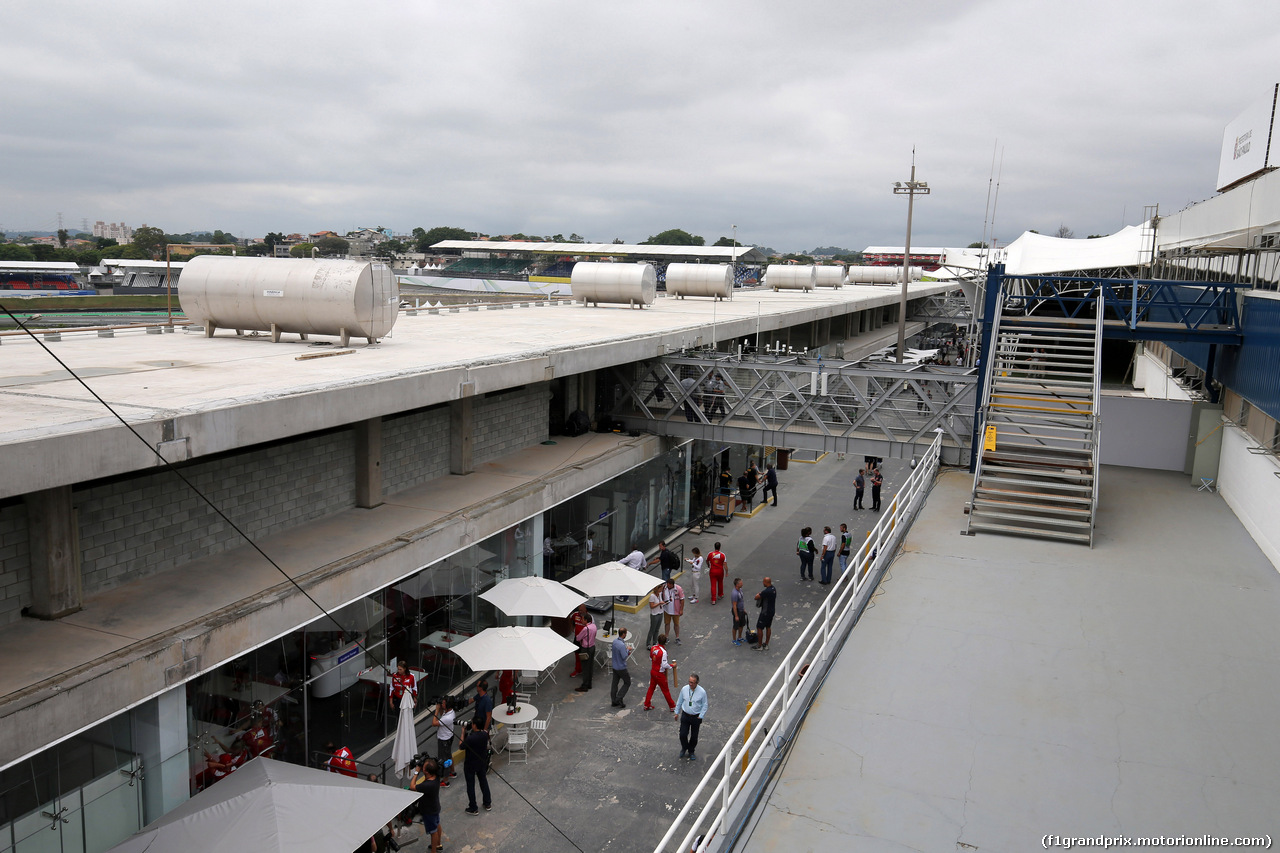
left=107, top=757, right=419, bottom=853
left=939, top=226, right=1151, bottom=276
left=0, top=261, right=81, bottom=271
left=100, top=259, right=188, bottom=270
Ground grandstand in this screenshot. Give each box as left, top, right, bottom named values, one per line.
left=441, top=256, right=533, bottom=277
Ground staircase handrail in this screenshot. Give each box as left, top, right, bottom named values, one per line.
left=1089, top=291, right=1104, bottom=546
left=966, top=284, right=1007, bottom=534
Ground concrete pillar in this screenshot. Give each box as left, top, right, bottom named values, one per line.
left=354, top=417, right=383, bottom=509
left=132, top=686, right=190, bottom=823
left=24, top=486, right=82, bottom=619
left=450, top=398, right=474, bottom=475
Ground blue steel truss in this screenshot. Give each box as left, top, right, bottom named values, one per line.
left=984, top=264, right=1243, bottom=345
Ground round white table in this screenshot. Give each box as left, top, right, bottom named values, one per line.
left=497, top=703, right=539, bottom=726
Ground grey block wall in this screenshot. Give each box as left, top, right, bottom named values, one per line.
left=0, top=501, right=31, bottom=627
left=76, top=429, right=356, bottom=595
left=473, top=383, right=551, bottom=465
left=1, top=380, right=553, bottom=620
left=383, top=406, right=451, bottom=494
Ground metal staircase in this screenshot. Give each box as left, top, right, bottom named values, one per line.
left=967, top=294, right=1103, bottom=545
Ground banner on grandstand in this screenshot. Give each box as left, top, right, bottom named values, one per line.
left=1216, top=83, right=1279, bottom=192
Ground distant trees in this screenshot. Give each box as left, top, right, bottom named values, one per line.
left=131, top=225, right=167, bottom=259
left=642, top=229, right=704, bottom=246
left=289, top=242, right=316, bottom=258
left=94, top=237, right=118, bottom=249
left=967, top=241, right=989, bottom=249
left=782, top=253, right=814, bottom=264
left=713, top=236, right=740, bottom=247
left=314, top=236, right=349, bottom=256
left=263, top=232, right=285, bottom=250
left=1055, top=225, right=1074, bottom=239
left=612, top=237, right=624, bottom=244
left=0, top=244, right=35, bottom=261
left=413, top=226, right=473, bottom=252
left=57, top=229, right=68, bottom=248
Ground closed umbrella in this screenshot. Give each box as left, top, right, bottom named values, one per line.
left=107, top=757, right=419, bottom=853
left=391, top=690, right=418, bottom=780
left=450, top=626, right=577, bottom=672
left=479, top=576, right=586, bottom=618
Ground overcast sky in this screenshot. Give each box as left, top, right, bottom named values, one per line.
left=3, top=0, right=1278, bottom=252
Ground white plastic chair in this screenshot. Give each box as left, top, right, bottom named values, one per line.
left=519, top=670, right=539, bottom=692
left=529, top=705, right=553, bottom=750
left=507, top=727, right=529, bottom=764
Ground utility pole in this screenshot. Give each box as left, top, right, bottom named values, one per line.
left=893, top=154, right=930, bottom=363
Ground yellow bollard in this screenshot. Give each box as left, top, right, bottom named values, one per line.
left=742, top=701, right=753, bottom=775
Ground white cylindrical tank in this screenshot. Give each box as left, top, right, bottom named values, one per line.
left=179, top=256, right=399, bottom=345
left=765, top=264, right=816, bottom=291
left=814, top=266, right=844, bottom=288
left=571, top=262, right=657, bottom=308
left=665, top=263, right=733, bottom=300
left=845, top=266, right=923, bottom=285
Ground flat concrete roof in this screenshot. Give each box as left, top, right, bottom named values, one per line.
left=0, top=283, right=952, bottom=498
left=741, top=466, right=1280, bottom=850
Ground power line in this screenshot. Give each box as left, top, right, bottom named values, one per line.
left=0, top=302, right=377, bottom=667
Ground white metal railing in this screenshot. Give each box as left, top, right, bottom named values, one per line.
left=654, top=431, right=945, bottom=853
left=1088, top=293, right=1105, bottom=546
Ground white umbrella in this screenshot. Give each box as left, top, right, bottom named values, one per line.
left=479, top=576, right=586, bottom=617
left=107, top=757, right=419, bottom=853
left=450, top=626, right=577, bottom=672
left=391, top=691, right=418, bottom=780
left=564, top=560, right=661, bottom=598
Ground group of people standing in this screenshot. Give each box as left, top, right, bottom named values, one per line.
left=795, top=523, right=853, bottom=585
left=853, top=461, right=883, bottom=512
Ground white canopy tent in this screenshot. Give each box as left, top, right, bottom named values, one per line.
left=106, top=757, right=419, bottom=853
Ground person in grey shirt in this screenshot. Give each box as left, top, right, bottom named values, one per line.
left=610, top=627, right=631, bottom=708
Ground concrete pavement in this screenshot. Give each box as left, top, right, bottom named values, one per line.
left=383, top=451, right=911, bottom=853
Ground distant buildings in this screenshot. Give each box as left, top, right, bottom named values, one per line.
left=92, top=221, right=134, bottom=243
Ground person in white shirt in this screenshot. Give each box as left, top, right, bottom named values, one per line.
left=646, top=583, right=664, bottom=649
left=819, top=526, right=837, bottom=585
left=685, top=548, right=703, bottom=603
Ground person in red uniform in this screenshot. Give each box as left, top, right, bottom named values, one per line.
left=643, top=634, right=677, bottom=711
left=569, top=604, right=589, bottom=677
left=326, top=742, right=358, bottom=777
left=498, top=669, right=515, bottom=704
left=706, top=542, right=727, bottom=605
left=390, top=659, right=418, bottom=710
left=240, top=713, right=274, bottom=758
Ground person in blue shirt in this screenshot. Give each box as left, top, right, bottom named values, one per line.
left=610, top=627, right=632, bottom=708
left=676, top=673, right=709, bottom=760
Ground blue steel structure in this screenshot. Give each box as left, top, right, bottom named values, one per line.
left=970, top=264, right=1247, bottom=468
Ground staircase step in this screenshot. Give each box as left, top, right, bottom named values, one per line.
left=978, top=473, right=1094, bottom=493
left=991, top=386, right=1095, bottom=401
left=967, top=518, right=1093, bottom=544
left=969, top=507, right=1093, bottom=529
left=975, top=485, right=1093, bottom=506
left=981, top=462, right=1092, bottom=480
left=987, top=410, right=1095, bottom=425
left=972, top=496, right=1092, bottom=517
left=983, top=449, right=1093, bottom=468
